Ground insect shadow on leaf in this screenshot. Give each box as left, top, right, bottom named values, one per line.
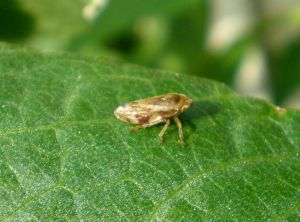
left=181, top=100, right=221, bottom=131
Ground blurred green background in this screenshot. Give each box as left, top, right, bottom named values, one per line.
left=1, top=0, right=300, bottom=108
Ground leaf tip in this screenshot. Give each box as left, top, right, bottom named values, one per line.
left=275, top=106, right=286, bottom=114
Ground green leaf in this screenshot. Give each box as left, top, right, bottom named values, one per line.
left=0, top=43, right=300, bottom=221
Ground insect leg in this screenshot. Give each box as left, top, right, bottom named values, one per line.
left=159, top=118, right=170, bottom=143
left=174, top=116, right=185, bottom=146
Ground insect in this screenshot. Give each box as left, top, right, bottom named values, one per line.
left=114, top=93, right=192, bottom=146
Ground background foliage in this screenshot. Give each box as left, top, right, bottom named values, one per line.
left=1, top=0, right=300, bottom=107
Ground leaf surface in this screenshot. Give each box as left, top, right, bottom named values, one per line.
left=0, top=44, right=300, bottom=221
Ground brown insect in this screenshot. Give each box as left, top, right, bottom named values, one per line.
left=114, top=93, right=192, bottom=146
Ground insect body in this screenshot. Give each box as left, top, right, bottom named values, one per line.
left=114, top=93, right=192, bottom=146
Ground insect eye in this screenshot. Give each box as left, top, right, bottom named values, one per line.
left=186, top=98, right=192, bottom=106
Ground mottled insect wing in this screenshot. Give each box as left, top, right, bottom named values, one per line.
left=114, top=104, right=154, bottom=124
left=129, top=94, right=181, bottom=113
left=114, top=94, right=181, bottom=125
